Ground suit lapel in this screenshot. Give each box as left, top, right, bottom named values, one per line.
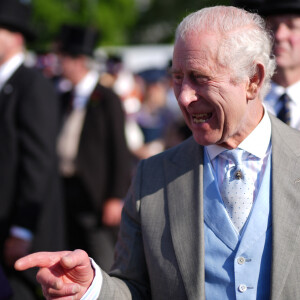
left=165, top=138, right=205, bottom=300
left=0, top=65, right=22, bottom=110
left=270, top=116, right=300, bottom=300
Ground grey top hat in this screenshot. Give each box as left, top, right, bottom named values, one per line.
left=0, top=0, right=35, bottom=40
left=260, top=0, right=300, bottom=16
left=57, top=24, right=99, bottom=57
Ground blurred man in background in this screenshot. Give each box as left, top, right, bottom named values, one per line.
left=56, top=24, right=131, bottom=272
left=0, top=0, right=65, bottom=299
left=261, top=0, right=300, bottom=128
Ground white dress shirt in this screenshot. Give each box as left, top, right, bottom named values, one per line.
left=264, top=80, right=300, bottom=130
left=0, top=52, right=24, bottom=90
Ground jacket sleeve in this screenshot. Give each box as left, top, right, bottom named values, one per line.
left=98, top=160, right=151, bottom=299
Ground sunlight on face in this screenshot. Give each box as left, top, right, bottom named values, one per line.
left=172, top=32, right=250, bottom=148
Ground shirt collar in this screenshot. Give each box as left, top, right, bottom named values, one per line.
left=267, top=80, right=300, bottom=105
left=73, top=70, right=99, bottom=109
left=206, top=106, right=271, bottom=161
left=0, top=53, right=24, bottom=90
left=286, top=80, right=300, bottom=104
left=74, top=70, right=99, bottom=98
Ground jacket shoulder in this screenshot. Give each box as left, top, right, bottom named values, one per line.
left=140, top=136, right=201, bottom=172
left=270, top=114, right=300, bottom=156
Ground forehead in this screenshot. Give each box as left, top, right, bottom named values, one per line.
left=172, top=32, right=221, bottom=72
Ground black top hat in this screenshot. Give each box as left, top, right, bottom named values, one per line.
left=260, top=0, right=300, bottom=16
left=0, top=0, right=35, bottom=41
left=233, top=0, right=264, bottom=13
left=57, top=25, right=99, bottom=57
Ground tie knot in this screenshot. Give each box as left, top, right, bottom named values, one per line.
left=220, top=149, right=246, bottom=180
left=220, top=148, right=244, bottom=167
left=279, top=93, right=290, bottom=104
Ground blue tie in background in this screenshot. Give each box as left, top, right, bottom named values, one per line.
left=220, top=149, right=254, bottom=233
left=277, top=93, right=291, bottom=125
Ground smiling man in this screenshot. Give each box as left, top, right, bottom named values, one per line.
left=172, top=28, right=265, bottom=148
left=261, top=0, right=300, bottom=128
left=14, top=5, right=300, bottom=300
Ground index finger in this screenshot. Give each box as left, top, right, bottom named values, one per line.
left=14, top=251, right=71, bottom=271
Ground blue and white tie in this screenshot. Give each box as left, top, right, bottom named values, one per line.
left=220, top=149, right=254, bottom=233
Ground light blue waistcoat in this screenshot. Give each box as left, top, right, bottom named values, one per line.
left=203, top=149, right=272, bottom=300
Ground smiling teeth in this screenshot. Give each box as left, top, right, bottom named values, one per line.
left=192, top=113, right=212, bottom=123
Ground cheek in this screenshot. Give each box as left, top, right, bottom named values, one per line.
left=62, top=62, right=72, bottom=73
left=290, top=34, right=300, bottom=49
left=172, top=86, right=180, bottom=101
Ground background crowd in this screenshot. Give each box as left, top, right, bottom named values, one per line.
left=0, top=1, right=191, bottom=299
left=1, top=0, right=300, bottom=299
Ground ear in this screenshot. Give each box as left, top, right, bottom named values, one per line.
left=13, top=32, right=24, bottom=46
left=246, top=63, right=265, bottom=101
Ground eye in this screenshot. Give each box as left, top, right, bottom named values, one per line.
left=289, top=21, right=300, bottom=31
left=172, top=73, right=183, bottom=85
left=191, top=73, right=209, bottom=84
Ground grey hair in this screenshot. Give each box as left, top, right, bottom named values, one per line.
left=175, top=6, right=276, bottom=99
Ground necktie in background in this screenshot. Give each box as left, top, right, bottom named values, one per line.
left=220, top=149, right=254, bottom=233
left=277, top=93, right=291, bottom=125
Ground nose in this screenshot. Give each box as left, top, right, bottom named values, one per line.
left=177, top=82, right=198, bottom=107
left=275, top=23, right=290, bottom=41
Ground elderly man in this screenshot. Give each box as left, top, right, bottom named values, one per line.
left=15, top=5, right=300, bottom=300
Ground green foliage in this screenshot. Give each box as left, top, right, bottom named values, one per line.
left=29, top=0, right=233, bottom=50
left=131, top=0, right=232, bottom=44
left=30, top=0, right=138, bottom=51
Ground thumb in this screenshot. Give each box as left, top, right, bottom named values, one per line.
left=60, top=249, right=91, bottom=270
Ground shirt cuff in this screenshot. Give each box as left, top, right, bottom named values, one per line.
left=10, top=226, right=33, bottom=241
left=81, top=258, right=102, bottom=300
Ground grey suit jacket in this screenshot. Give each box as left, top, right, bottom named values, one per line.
left=99, top=114, right=300, bottom=300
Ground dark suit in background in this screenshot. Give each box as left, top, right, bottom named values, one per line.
left=0, top=63, right=65, bottom=245
left=0, top=62, right=65, bottom=300
left=0, top=1, right=65, bottom=299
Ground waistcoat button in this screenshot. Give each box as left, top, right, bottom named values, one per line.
left=237, top=257, right=246, bottom=265
left=238, top=284, right=247, bottom=293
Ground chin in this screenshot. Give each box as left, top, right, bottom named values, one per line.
left=192, top=133, right=216, bottom=146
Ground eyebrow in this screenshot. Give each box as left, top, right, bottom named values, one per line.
left=170, top=68, right=181, bottom=74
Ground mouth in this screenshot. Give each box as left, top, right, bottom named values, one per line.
left=192, top=113, right=212, bottom=123
left=274, top=44, right=287, bottom=55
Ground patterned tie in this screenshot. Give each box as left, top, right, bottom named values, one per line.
left=277, top=93, right=291, bottom=125
left=220, top=149, right=254, bottom=233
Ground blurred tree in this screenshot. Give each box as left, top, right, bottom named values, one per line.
left=131, top=0, right=231, bottom=44
left=30, top=0, right=138, bottom=51
left=29, top=0, right=233, bottom=51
